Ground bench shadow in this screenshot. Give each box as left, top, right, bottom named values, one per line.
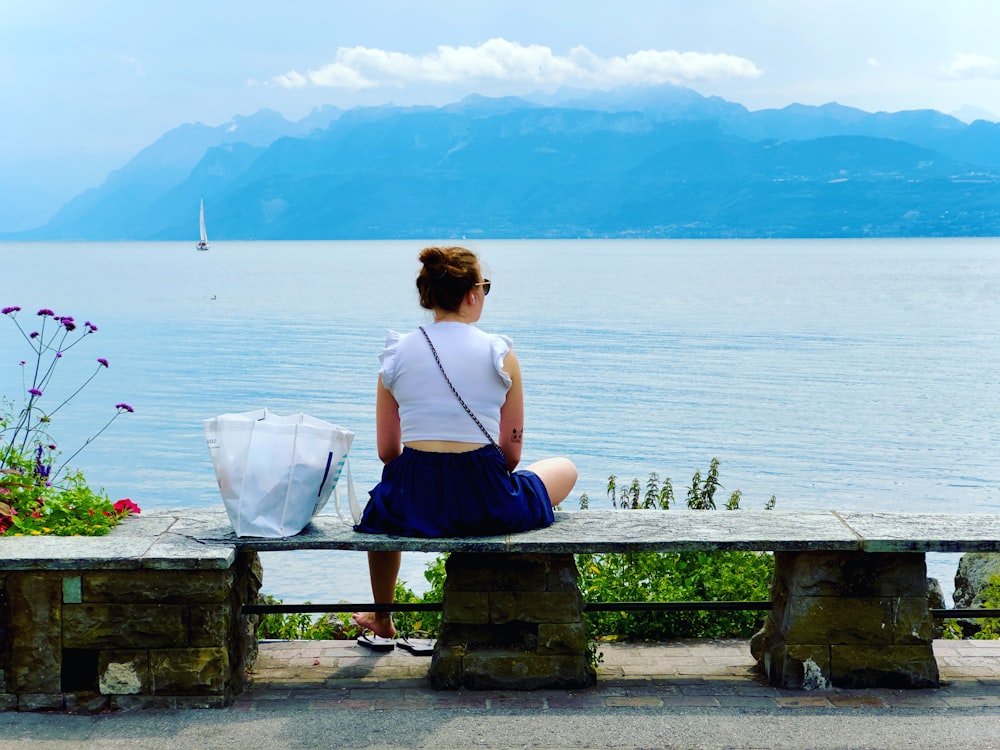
left=247, top=639, right=433, bottom=696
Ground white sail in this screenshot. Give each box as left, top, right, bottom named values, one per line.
left=197, top=199, right=210, bottom=250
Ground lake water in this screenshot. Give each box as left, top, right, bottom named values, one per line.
left=2, top=238, right=999, bottom=603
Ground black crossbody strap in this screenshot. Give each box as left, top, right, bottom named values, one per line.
left=419, top=326, right=505, bottom=460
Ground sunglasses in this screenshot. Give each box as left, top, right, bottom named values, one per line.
left=475, top=279, right=491, bottom=296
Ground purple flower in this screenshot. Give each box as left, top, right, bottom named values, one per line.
left=2, top=306, right=21, bottom=315
left=37, top=308, right=54, bottom=317
left=29, top=331, right=39, bottom=339
left=85, top=321, right=98, bottom=332
left=28, top=388, right=43, bottom=397
left=115, top=403, right=135, bottom=413
left=35, top=446, right=51, bottom=478
left=56, top=352, right=63, bottom=358
left=62, top=320, right=76, bottom=332
left=97, top=358, right=109, bottom=368
left=19, top=360, right=25, bottom=366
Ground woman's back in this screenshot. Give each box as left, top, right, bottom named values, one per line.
left=382, top=322, right=512, bottom=445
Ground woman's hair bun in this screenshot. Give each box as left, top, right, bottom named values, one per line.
left=419, top=246, right=446, bottom=270
left=415, top=246, right=480, bottom=312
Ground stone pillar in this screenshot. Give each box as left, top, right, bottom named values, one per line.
left=0, top=550, right=261, bottom=712
left=0, top=573, right=8, bottom=709
left=752, top=551, right=939, bottom=689
left=429, top=552, right=596, bottom=690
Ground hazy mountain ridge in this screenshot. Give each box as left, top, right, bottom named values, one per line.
left=8, top=86, right=1000, bottom=241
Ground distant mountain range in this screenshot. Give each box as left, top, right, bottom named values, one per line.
left=8, top=85, right=1000, bottom=240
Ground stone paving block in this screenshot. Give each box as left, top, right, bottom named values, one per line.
left=942, top=695, right=1000, bottom=707
left=885, top=693, right=950, bottom=708
left=429, top=693, right=489, bottom=709
left=483, top=697, right=546, bottom=711
left=309, top=698, right=374, bottom=710
left=827, top=694, right=889, bottom=708
left=605, top=695, right=664, bottom=707
left=776, top=695, right=832, bottom=708
left=373, top=695, right=437, bottom=710
left=63, top=691, right=111, bottom=713
left=18, top=693, right=65, bottom=712
left=543, top=693, right=609, bottom=709
left=716, top=696, right=781, bottom=709
left=664, top=695, right=725, bottom=707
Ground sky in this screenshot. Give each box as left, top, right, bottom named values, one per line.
left=3, top=0, right=1000, bottom=225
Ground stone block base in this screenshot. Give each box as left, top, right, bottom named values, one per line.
left=428, top=553, right=596, bottom=690
left=0, top=550, right=261, bottom=712
left=752, top=551, right=939, bottom=689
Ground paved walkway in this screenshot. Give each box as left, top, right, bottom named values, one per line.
left=243, top=638, right=1000, bottom=712
left=3, top=640, right=1000, bottom=749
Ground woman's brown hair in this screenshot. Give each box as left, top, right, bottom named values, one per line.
left=415, top=246, right=480, bottom=312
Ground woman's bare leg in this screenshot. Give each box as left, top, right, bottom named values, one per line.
left=352, top=550, right=400, bottom=638
left=525, top=457, right=578, bottom=507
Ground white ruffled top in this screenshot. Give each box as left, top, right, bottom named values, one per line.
left=379, top=322, right=513, bottom=444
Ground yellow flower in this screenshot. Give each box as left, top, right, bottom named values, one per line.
left=42, top=527, right=52, bottom=533
left=30, top=530, right=41, bottom=535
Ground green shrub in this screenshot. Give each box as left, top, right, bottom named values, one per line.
left=257, top=559, right=447, bottom=640
left=578, top=461, right=776, bottom=641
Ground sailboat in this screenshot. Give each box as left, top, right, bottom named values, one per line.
left=196, top=199, right=210, bottom=251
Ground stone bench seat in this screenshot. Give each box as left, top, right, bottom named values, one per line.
left=6, top=510, right=1000, bottom=569
left=5, top=508, right=1000, bottom=710
left=197, top=508, right=1000, bottom=554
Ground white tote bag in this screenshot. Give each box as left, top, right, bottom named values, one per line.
left=204, top=408, right=362, bottom=537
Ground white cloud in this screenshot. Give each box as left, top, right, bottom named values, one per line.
left=269, top=70, right=308, bottom=89
left=264, top=38, right=762, bottom=92
left=944, top=53, right=1000, bottom=79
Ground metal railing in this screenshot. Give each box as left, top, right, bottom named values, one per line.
left=243, top=601, right=1000, bottom=618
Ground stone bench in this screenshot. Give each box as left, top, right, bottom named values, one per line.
left=4, top=508, right=1000, bottom=710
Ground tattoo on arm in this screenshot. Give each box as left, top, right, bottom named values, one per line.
left=511, top=428, right=523, bottom=444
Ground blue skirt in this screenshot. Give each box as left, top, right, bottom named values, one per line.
left=354, top=445, right=554, bottom=537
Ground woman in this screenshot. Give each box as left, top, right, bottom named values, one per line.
left=352, top=246, right=577, bottom=645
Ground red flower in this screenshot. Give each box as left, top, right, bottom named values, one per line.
left=113, top=498, right=141, bottom=516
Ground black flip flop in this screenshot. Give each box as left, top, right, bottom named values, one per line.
left=356, top=632, right=396, bottom=652
left=397, top=635, right=436, bottom=656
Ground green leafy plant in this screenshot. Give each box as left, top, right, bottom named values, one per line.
left=579, top=460, right=776, bottom=642
left=973, top=576, right=1000, bottom=639
left=606, top=459, right=775, bottom=512
left=1, top=305, right=137, bottom=536
left=257, top=560, right=447, bottom=640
